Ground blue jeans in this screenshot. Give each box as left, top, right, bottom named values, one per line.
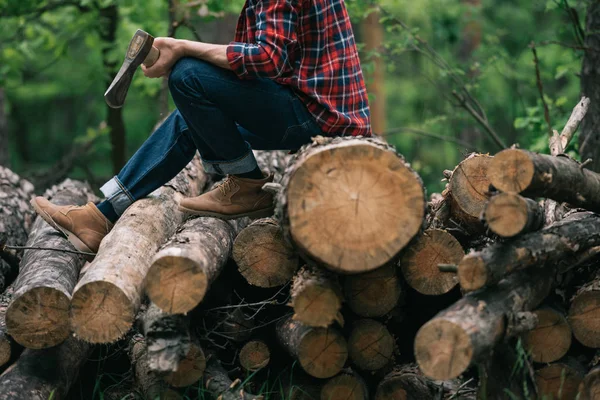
left=99, top=57, right=322, bottom=216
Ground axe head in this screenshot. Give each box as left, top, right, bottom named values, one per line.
left=104, top=29, right=158, bottom=109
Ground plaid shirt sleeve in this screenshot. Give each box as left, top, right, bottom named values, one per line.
left=227, top=0, right=299, bottom=79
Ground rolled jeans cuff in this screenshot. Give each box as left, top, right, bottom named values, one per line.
left=201, top=143, right=259, bottom=175
left=99, top=176, right=134, bottom=216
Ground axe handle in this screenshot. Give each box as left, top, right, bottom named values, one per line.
left=143, top=46, right=160, bottom=68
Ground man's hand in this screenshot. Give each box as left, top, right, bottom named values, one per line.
left=142, top=37, right=185, bottom=78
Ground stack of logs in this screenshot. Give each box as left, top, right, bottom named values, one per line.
left=1, top=100, right=600, bottom=399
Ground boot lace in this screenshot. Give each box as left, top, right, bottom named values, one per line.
left=216, top=176, right=235, bottom=196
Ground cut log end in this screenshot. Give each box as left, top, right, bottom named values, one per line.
left=239, top=341, right=270, bottom=372
left=70, top=281, right=134, bottom=343
left=286, top=142, right=425, bottom=274
left=300, top=328, right=348, bottom=379
left=524, top=307, right=572, bottom=363
left=321, top=373, right=367, bottom=400
left=344, top=264, right=401, bottom=318
left=414, top=319, right=473, bottom=380
left=568, top=291, right=600, bottom=348
left=348, top=319, right=394, bottom=371
left=535, top=363, right=583, bottom=400
left=164, top=343, right=206, bottom=387
left=400, top=229, right=463, bottom=295
left=488, top=149, right=534, bottom=194
left=145, top=254, right=208, bottom=314
left=6, top=287, right=70, bottom=349
left=580, top=367, right=600, bottom=400
left=448, top=154, right=493, bottom=222
left=375, top=378, right=409, bottom=400
left=484, top=193, right=532, bottom=238
left=291, top=266, right=343, bottom=327
left=457, top=256, right=487, bottom=292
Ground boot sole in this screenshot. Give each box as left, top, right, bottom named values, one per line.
left=30, top=198, right=96, bottom=259
left=177, top=205, right=275, bottom=220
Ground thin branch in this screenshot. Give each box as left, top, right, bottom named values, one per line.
left=381, top=127, right=474, bottom=149
left=537, top=40, right=600, bottom=53
left=452, top=91, right=507, bottom=149
left=530, top=42, right=553, bottom=136
left=550, top=96, right=590, bottom=155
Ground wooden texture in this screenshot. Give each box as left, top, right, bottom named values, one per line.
left=482, top=193, right=544, bottom=238
left=399, top=229, right=463, bottom=295
left=523, top=306, right=572, bottom=363
left=276, top=136, right=425, bottom=274
left=164, top=342, right=205, bottom=387
left=489, top=148, right=600, bottom=211
left=6, top=180, right=95, bottom=349
left=321, top=369, right=368, bottom=400
left=277, top=316, right=348, bottom=379
left=290, top=265, right=343, bottom=327
left=348, top=319, right=394, bottom=371
left=204, top=353, right=262, bottom=400
left=569, top=267, right=600, bottom=348
left=0, top=285, right=15, bottom=368
left=535, top=361, right=584, bottom=400
left=579, top=366, right=600, bottom=400
left=233, top=218, right=298, bottom=288
left=239, top=340, right=270, bottom=372
left=0, top=337, right=91, bottom=400
left=71, top=158, right=206, bottom=343
left=458, top=212, right=600, bottom=291
left=344, top=264, right=402, bottom=318
left=374, top=365, right=459, bottom=400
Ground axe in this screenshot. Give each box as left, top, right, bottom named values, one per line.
left=104, top=30, right=160, bottom=108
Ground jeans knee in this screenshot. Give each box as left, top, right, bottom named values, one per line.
left=168, top=57, right=213, bottom=100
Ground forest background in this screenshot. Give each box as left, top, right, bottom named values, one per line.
left=0, top=0, right=595, bottom=195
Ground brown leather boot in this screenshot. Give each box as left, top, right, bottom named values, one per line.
left=178, top=174, right=275, bottom=219
left=30, top=197, right=113, bottom=255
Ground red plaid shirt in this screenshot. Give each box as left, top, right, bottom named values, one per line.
left=227, top=0, right=372, bottom=137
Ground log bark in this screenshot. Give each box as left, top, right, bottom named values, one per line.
left=458, top=211, right=600, bottom=291
left=233, top=218, right=299, bottom=288
left=535, top=360, right=585, bottom=400
left=290, top=265, right=343, bottom=327
left=71, top=157, right=207, bottom=343
left=415, top=268, right=555, bottom=380
left=399, top=229, right=463, bottom=295
left=204, top=353, right=262, bottom=400
left=568, top=267, right=600, bottom=348
left=277, top=316, right=348, bottom=379
left=276, top=136, right=426, bottom=274
left=145, top=216, right=247, bottom=315
left=0, top=337, right=91, bottom=400
left=6, top=180, right=95, bottom=349
left=0, top=167, right=35, bottom=291
left=348, top=319, right=394, bottom=372
left=488, top=149, right=600, bottom=211
left=239, top=340, right=270, bottom=372
left=321, top=369, right=368, bottom=400
left=579, top=366, right=600, bottom=400
left=482, top=193, right=544, bottom=238
left=343, top=264, right=402, bottom=318
left=523, top=306, right=572, bottom=363
left=0, top=285, right=16, bottom=368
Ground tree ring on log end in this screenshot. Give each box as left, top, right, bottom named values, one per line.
left=348, top=319, right=394, bottom=371
left=374, top=377, right=409, bottom=400
left=568, top=291, right=600, bottom=348
left=70, top=281, right=134, bottom=343
left=293, top=285, right=342, bottom=327
left=145, top=255, right=208, bottom=314
left=414, top=319, right=473, bottom=380
left=321, top=373, right=367, bottom=400
left=239, top=340, right=270, bottom=371
left=287, top=143, right=425, bottom=274
left=298, top=328, right=348, bottom=378
left=535, top=364, right=583, bottom=400
left=0, top=337, right=11, bottom=366
left=400, top=229, right=463, bottom=295
left=524, top=308, right=571, bottom=363
left=484, top=193, right=530, bottom=238
left=449, top=154, right=493, bottom=220
left=164, top=343, right=206, bottom=387
left=488, top=149, right=534, bottom=194
left=344, top=264, right=401, bottom=318
left=458, top=256, right=487, bottom=292
left=6, top=286, right=70, bottom=349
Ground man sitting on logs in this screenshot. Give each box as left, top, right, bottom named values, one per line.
left=29, top=0, right=372, bottom=255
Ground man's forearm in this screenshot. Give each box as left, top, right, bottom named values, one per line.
left=180, top=40, right=231, bottom=71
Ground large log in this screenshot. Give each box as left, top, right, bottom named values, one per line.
left=6, top=180, right=95, bottom=349
left=276, top=136, right=426, bottom=274
left=399, top=229, right=463, bottom=295
left=290, top=265, right=343, bottom=327
left=458, top=211, right=600, bottom=291
left=320, top=369, right=368, bottom=400
left=414, top=268, right=554, bottom=380
left=343, top=264, right=402, bottom=318
left=523, top=306, right=572, bottom=363
left=348, top=319, right=394, bottom=372
left=71, top=158, right=207, bottom=343
left=233, top=218, right=299, bottom=288
left=277, top=316, right=348, bottom=379
left=569, top=267, right=600, bottom=348
left=482, top=192, right=544, bottom=238
left=0, top=337, right=91, bottom=400
left=488, top=148, right=600, bottom=211
left=0, top=167, right=35, bottom=291
left=204, top=353, right=262, bottom=400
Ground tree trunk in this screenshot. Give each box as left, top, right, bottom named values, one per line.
left=399, top=229, right=463, bottom=295
left=239, top=340, right=270, bottom=372
left=71, top=157, right=206, bottom=343
left=0, top=285, right=17, bottom=368
left=579, top=1, right=600, bottom=172
left=362, top=11, right=386, bottom=135
left=6, top=180, right=95, bottom=349
left=276, top=316, right=348, bottom=379
left=164, top=342, right=205, bottom=388
left=535, top=360, right=585, bottom=400
left=0, top=89, right=8, bottom=167
left=458, top=212, right=600, bottom=291
left=0, top=337, right=92, bottom=400
left=348, top=319, right=394, bottom=372
left=579, top=366, right=600, bottom=400
left=204, top=353, right=262, bottom=400
left=276, top=136, right=425, bottom=274
left=290, top=265, right=343, bottom=328
left=343, top=264, right=402, bottom=318
left=489, top=149, right=600, bottom=211
left=0, top=167, right=35, bottom=291
left=523, top=306, right=572, bottom=363
left=233, top=218, right=299, bottom=288
left=321, top=369, right=368, bottom=400
left=482, top=192, right=544, bottom=238
left=569, top=267, right=600, bottom=348
left=415, top=268, right=556, bottom=380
